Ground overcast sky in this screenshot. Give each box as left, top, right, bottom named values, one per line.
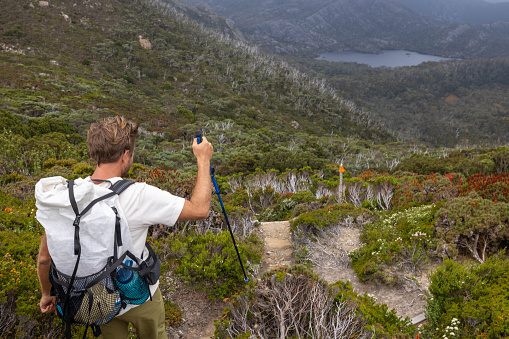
left=484, top=0, right=509, bottom=3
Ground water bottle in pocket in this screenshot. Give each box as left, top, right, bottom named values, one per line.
left=116, top=260, right=150, bottom=305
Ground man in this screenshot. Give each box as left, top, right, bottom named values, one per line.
left=37, top=116, right=213, bottom=338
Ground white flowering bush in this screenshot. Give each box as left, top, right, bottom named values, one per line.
left=349, top=204, right=439, bottom=284
left=441, top=318, right=461, bottom=339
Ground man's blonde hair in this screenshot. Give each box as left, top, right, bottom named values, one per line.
left=87, top=116, right=138, bottom=165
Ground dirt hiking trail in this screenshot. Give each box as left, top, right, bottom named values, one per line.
left=259, top=221, right=428, bottom=320
left=165, top=220, right=429, bottom=338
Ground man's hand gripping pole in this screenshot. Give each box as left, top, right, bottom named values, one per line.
left=195, top=131, right=249, bottom=283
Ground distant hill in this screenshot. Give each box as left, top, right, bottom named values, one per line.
left=180, top=0, right=509, bottom=58
left=395, top=0, right=509, bottom=24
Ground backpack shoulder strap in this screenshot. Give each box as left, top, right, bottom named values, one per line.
left=107, top=180, right=135, bottom=257
left=109, top=180, right=135, bottom=195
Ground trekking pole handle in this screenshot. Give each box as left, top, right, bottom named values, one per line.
left=195, top=130, right=203, bottom=144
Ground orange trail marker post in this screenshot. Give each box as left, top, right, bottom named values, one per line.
left=339, top=163, right=345, bottom=201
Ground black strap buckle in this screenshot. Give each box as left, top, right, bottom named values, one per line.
left=73, top=215, right=81, bottom=227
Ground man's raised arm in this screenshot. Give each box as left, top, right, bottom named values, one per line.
left=178, top=136, right=213, bottom=220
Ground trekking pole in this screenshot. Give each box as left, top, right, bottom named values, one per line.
left=196, top=131, right=249, bottom=282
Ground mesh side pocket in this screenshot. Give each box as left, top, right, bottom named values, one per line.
left=50, top=260, right=122, bottom=326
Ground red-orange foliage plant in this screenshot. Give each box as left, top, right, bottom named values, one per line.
left=392, top=173, right=460, bottom=208
left=460, top=173, right=509, bottom=203
left=135, top=167, right=195, bottom=199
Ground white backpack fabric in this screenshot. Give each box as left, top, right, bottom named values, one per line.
left=35, top=176, right=135, bottom=277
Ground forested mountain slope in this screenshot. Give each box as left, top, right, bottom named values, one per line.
left=180, top=0, right=509, bottom=58
left=0, top=0, right=392, bottom=173
left=295, top=56, right=509, bottom=146
left=395, top=0, right=509, bottom=24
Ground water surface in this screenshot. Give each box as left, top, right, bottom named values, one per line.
left=317, top=50, right=456, bottom=68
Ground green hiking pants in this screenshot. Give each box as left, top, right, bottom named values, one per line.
left=100, top=286, right=166, bottom=339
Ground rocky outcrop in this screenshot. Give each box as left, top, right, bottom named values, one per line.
left=62, top=12, right=71, bottom=23
left=0, top=43, right=34, bottom=55
left=138, top=35, right=152, bottom=50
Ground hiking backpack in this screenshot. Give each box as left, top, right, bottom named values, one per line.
left=35, top=177, right=161, bottom=338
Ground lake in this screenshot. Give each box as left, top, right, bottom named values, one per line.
left=317, top=50, right=456, bottom=68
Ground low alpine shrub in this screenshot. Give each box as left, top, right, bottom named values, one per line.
left=215, top=265, right=416, bottom=338
left=168, top=231, right=262, bottom=299
left=0, top=173, right=25, bottom=185
left=423, top=254, right=509, bottom=338
left=459, top=173, right=509, bottom=203
left=0, top=192, right=39, bottom=233
left=332, top=280, right=415, bottom=337
left=259, top=196, right=298, bottom=221
left=0, top=230, right=61, bottom=338
left=71, top=162, right=94, bottom=178
left=164, top=300, right=182, bottom=327
left=435, top=192, right=509, bottom=263
left=392, top=173, right=460, bottom=209
left=290, top=203, right=364, bottom=240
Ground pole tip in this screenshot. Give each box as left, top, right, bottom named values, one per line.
left=244, top=277, right=249, bottom=282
